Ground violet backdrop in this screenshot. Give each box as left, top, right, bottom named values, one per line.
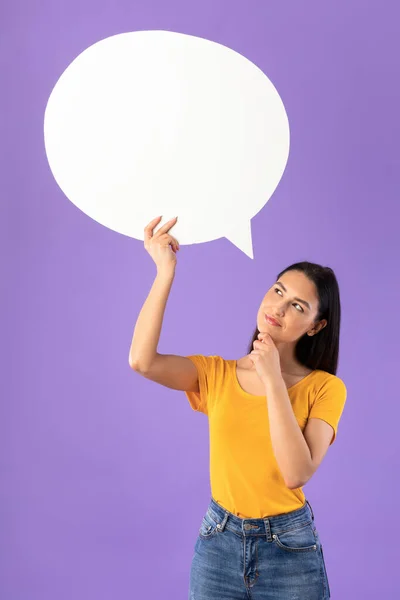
left=1, top=1, right=399, bottom=598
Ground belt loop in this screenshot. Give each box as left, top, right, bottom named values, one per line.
left=263, top=517, right=272, bottom=542
left=306, top=499, right=314, bottom=521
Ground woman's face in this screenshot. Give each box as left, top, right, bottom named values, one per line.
left=257, top=270, right=322, bottom=341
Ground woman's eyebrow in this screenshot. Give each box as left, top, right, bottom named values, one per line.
left=275, top=281, right=311, bottom=310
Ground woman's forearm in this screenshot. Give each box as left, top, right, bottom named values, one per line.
left=128, top=269, right=175, bottom=371
left=264, top=376, right=313, bottom=489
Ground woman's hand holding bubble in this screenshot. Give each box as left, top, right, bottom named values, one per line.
left=144, top=216, right=180, bottom=274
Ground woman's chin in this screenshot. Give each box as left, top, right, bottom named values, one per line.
left=261, top=326, right=277, bottom=334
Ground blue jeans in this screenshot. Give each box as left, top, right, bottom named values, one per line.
left=189, top=497, right=331, bottom=599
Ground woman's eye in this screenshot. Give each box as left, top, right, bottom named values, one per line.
left=274, top=288, right=304, bottom=313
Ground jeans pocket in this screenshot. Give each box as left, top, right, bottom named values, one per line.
left=273, top=522, right=318, bottom=553
left=198, top=511, right=220, bottom=540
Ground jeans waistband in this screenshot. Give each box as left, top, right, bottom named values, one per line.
left=205, top=497, right=315, bottom=540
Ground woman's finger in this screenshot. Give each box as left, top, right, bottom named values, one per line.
left=152, top=216, right=178, bottom=238
left=144, top=216, right=163, bottom=241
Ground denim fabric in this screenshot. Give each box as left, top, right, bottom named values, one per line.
left=189, top=497, right=331, bottom=599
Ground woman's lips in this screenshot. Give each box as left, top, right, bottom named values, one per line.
left=265, top=314, right=281, bottom=326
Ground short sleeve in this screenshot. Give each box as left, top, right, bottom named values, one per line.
left=184, top=355, right=217, bottom=415
left=308, top=376, right=347, bottom=445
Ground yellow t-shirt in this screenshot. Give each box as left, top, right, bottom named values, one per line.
left=184, top=355, right=347, bottom=519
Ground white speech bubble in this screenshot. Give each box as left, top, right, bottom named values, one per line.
left=44, top=30, right=289, bottom=259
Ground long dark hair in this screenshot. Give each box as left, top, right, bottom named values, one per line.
left=246, top=261, right=341, bottom=375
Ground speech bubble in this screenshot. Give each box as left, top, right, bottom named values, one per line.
left=44, top=30, right=289, bottom=259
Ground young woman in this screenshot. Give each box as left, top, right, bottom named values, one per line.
left=129, top=216, right=347, bottom=599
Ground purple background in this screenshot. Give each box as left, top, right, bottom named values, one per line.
left=1, top=1, right=399, bottom=598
